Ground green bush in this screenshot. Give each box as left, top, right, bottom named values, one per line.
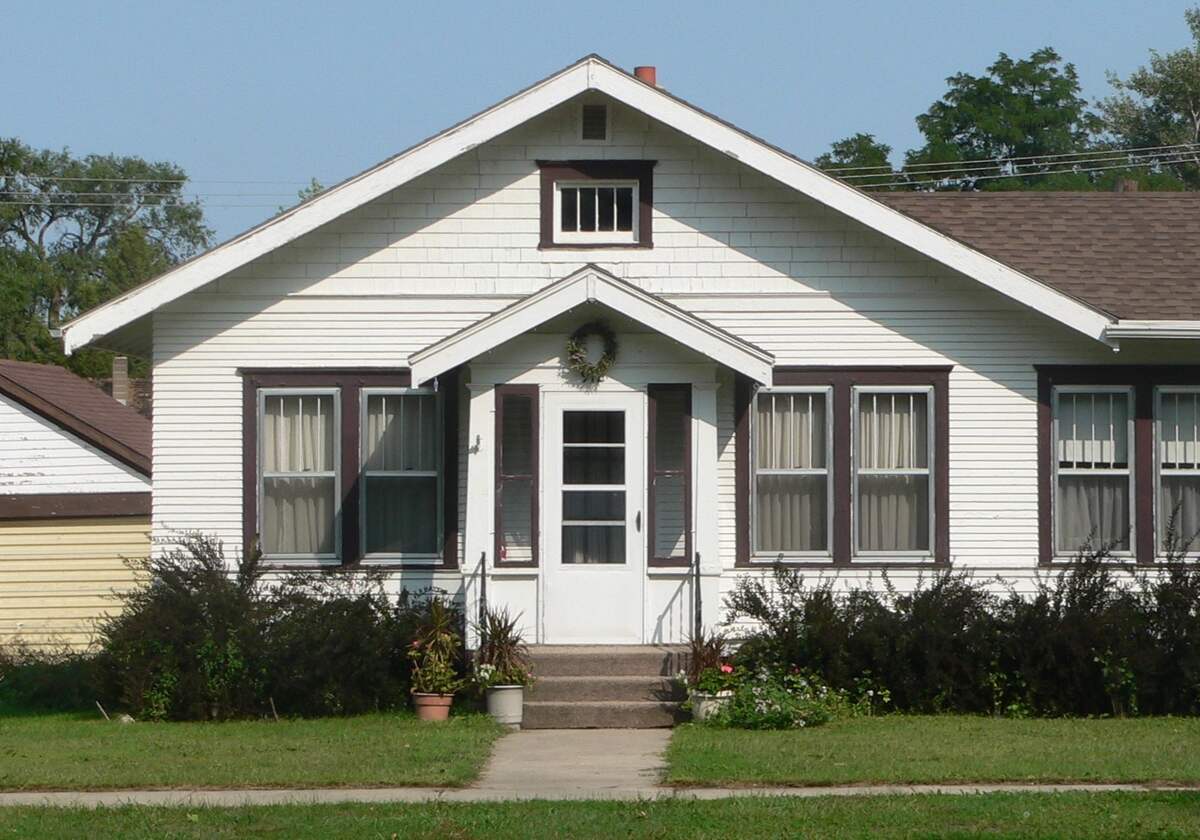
left=0, top=642, right=98, bottom=713
left=725, top=541, right=1200, bottom=718
left=709, top=670, right=874, bottom=729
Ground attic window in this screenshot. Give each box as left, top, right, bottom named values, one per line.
left=581, top=104, right=608, bottom=142
left=538, top=160, right=656, bottom=249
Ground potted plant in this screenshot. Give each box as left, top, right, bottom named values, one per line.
left=682, top=629, right=738, bottom=722
left=408, top=597, right=464, bottom=721
left=474, top=607, right=533, bottom=728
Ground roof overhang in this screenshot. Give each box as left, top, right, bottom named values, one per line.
left=409, top=264, right=775, bottom=384
left=1105, top=321, right=1200, bottom=341
left=63, top=54, right=1117, bottom=354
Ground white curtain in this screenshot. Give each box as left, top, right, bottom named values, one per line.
left=262, top=394, right=336, bottom=556
left=1058, top=476, right=1130, bottom=552
left=363, top=393, right=439, bottom=555
left=754, top=392, right=827, bottom=552
left=857, top=393, right=929, bottom=552
left=1160, top=392, right=1200, bottom=548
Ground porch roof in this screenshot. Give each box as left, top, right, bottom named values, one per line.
left=408, top=265, right=775, bottom=385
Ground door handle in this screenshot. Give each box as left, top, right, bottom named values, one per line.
left=635, top=511, right=642, bottom=532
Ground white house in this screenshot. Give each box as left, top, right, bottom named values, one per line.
left=61, top=56, right=1200, bottom=653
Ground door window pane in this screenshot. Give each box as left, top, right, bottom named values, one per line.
left=562, top=410, right=626, bottom=564
left=563, top=525, right=625, bottom=564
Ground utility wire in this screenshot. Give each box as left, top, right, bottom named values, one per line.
left=837, top=149, right=1200, bottom=182
left=821, top=141, right=1200, bottom=174
left=862, top=154, right=1198, bottom=189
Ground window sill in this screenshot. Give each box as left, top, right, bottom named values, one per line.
left=537, top=242, right=652, bottom=251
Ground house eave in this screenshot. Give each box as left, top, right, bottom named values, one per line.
left=1105, top=321, right=1200, bottom=341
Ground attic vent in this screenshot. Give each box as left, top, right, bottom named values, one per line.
left=581, top=103, right=608, bottom=141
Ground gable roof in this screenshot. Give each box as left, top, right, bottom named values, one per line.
left=410, top=264, right=774, bottom=384
left=62, top=55, right=1118, bottom=354
left=877, top=192, right=1200, bottom=322
left=0, top=360, right=151, bottom=476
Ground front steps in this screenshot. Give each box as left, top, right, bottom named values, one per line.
left=523, top=645, right=687, bottom=729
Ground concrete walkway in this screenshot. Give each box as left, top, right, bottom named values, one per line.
left=1, top=729, right=1197, bottom=808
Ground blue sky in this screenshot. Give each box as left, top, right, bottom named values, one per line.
left=7, top=0, right=1195, bottom=240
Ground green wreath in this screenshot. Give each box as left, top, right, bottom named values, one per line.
left=565, top=321, right=618, bottom=384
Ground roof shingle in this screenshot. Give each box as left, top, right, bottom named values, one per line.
left=877, top=192, right=1200, bottom=321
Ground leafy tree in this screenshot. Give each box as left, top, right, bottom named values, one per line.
left=814, top=133, right=898, bottom=188
left=904, top=48, right=1102, bottom=189
left=0, top=139, right=211, bottom=376
left=277, top=177, right=326, bottom=213
left=1101, top=7, right=1200, bottom=187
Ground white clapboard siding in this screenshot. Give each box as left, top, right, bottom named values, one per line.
left=0, top=396, right=149, bottom=495
left=150, top=95, right=1200, bottom=584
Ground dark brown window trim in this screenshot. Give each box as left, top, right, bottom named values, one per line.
left=648, top=384, right=693, bottom=568
left=0, top=492, right=150, bottom=520
left=494, top=384, right=539, bottom=569
left=537, top=160, right=655, bottom=249
left=736, top=366, right=951, bottom=568
left=1036, top=365, right=1200, bottom=567
left=240, top=368, right=459, bottom=569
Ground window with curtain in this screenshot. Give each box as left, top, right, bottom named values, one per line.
left=1157, top=388, right=1200, bottom=552
left=496, top=387, right=537, bottom=566
left=753, top=389, right=830, bottom=555
left=854, top=389, right=931, bottom=554
left=361, top=389, right=440, bottom=558
left=1054, top=388, right=1132, bottom=554
left=260, top=391, right=338, bottom=559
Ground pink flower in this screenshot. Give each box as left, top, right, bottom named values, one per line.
left=720, top=663, right=733, bottom=674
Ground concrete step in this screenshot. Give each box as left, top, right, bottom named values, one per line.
left=522, top=700, right=683, bottom=729
left=529, top=675, right=685, bottom=703
left=528, top=645, right=687, bottom=678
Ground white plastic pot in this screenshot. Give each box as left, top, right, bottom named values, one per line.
left=690, top=690, right=733, bottom=722
left=485, top=685, right=525, bottom=728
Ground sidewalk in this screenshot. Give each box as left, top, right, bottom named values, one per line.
left=0, top=729, right=1196, bottom=808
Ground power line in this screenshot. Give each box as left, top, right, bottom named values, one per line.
left=862, top=153, right=1198, bottom=189
left=0, top=191, right=300, bottom=199
left=822, top=142, right=1200, bottom=175
left=0, top=173, right=319, bottom=185
left=837, top=149, right=1200, bottom=182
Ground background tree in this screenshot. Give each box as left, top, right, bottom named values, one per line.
left=1102, top=6, right=1200, bottom=187
left=0, top=139, right=211, bottom=376
left=814, top=133, right=898, bottom=189
left=903, top=48, right=1102, bottom=189
left=277, top=177, right=326, bottom=213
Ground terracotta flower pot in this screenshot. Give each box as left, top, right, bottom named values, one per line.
left=413, top=692, right=454, bottom=721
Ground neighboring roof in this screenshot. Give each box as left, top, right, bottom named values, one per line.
left=877, top=192, right=1200, bottom=322
left=61, top=55, right=1116, bottom=354
left=410, top=264, right=775, bottom=384
left=0, top=360, right=151, bottom=476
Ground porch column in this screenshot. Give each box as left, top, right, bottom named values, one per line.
left=692, top=382, right=722, bottom=633
left=462, top=383, right=494, bottom=649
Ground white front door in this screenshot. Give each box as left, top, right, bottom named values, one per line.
left=542, top=391, right=645, bottom=644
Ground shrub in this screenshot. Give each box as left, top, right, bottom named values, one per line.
left=0, top=642, right=98, bottom=713
left=724, top=535, right=1200, bottom=718
left=710, top=670, right=867, bottom=730
left=265, top=570, right=409, bottom=716
left=473, top=607, right=533, bottom=689
left=406, top=593, right=465, bottom=696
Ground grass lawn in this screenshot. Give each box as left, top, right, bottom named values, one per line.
left=0, top=711, right=503, bottom=790
left=666, top=715, right=1200, bottom=787
left=0, top=793, right=1198, bottom=838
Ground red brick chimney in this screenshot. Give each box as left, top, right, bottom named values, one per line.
left=634, top=66, right=657, bottom=86
left=111, top=356, right=130, bottom=405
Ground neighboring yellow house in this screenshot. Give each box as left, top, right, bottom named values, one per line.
left=0, top=360, right=150, bottom=650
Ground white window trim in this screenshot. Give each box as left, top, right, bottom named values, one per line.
left=750, top=386, right=834, bottom=563
left=552, top=179, right=639, bottom=245
left=1155, top=385, right=1200, bottom=559
left=578, top=101, right=611, bottom=145
left=257, top=387, right=341, bottom=564
left=851, top=385, right=936, bottom=561
left=1051, top=384, right=1136, bottom=560
left=358, top=386, right=443, bottom=565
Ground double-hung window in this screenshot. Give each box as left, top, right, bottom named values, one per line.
left=259, top=390, right=340, bottom=561
left=752, top=388, right=831, bottom=557
left=1156, top=388, right=1200, bottom=551
left=361, top=388, right=441, bottom=560
left=854, top=388, right=933, bottom=556
left=1052, top=387, right=1134, bottom=555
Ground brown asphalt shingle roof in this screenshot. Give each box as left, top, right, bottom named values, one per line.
left=0, top=360, right=150, bottom=475
left=876, top=192, right=1200, bottom=321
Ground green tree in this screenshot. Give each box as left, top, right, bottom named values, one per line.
left=814, top=133, right=898, bottom=189
left=278, top=177, right=326, bottom=213
left=1102, top=7, right=1200, bottom=187
left=904, top=48, right=1101, bottom=189
left=0, top=139, right=211, bottom=376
